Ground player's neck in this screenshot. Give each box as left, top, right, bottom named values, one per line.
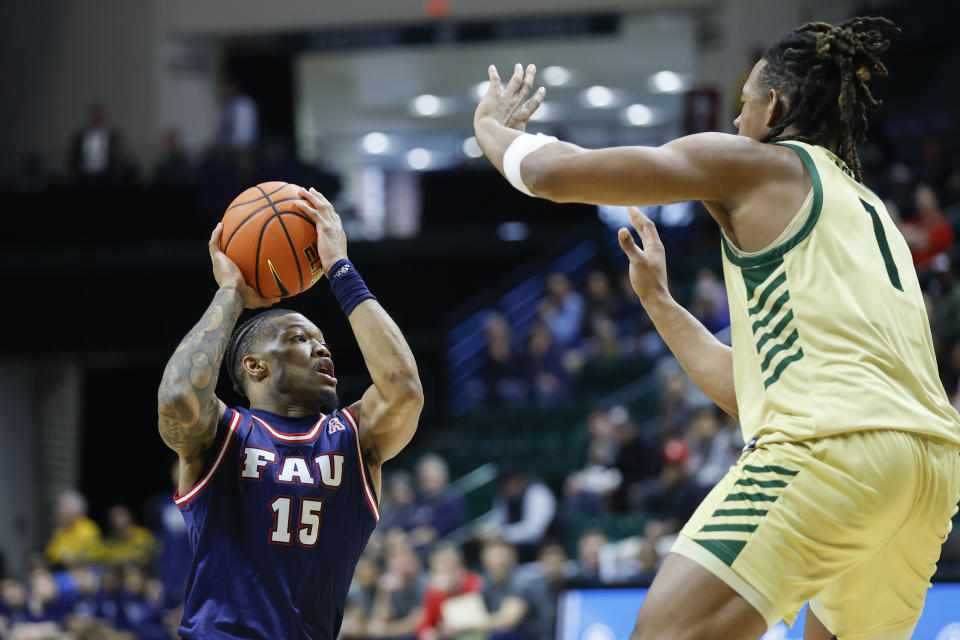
left=248, top=395, right=321, bottom=418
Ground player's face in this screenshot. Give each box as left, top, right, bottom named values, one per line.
left=734, top=60, right=774, bottom=141
left=264, top=313, right=338, bottom=409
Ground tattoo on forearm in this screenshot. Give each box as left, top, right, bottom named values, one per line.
left=158, top=287, right=243, bottom=453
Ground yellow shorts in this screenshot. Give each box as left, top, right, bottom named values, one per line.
left=671, top=429, right=960, bottom=640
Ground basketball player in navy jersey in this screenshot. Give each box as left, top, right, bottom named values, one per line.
left=157, top=187, right=424, bottom=639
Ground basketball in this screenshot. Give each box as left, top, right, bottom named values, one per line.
left=220, top=181, right=324, bottom=298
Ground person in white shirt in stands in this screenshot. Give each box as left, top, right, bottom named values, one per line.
left=215, top=79, right=259, bottom=151
left=480, top=469, right=556, bottom=561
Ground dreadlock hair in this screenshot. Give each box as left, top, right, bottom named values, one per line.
left=759, top=16, right=900, bottom=182
left=224, top=308, right=298, bottom=397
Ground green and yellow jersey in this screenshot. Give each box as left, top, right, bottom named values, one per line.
left=720, top=140, right=960, bottom=447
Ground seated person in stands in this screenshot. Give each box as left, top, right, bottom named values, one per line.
left=479, top=539, right=536, bottom=640
left=479, top=469, right=556, bottom=562
left=417, top=544, right=482, bottom=640
left=480, top=313, right=529, bottom=404
left=630, top=439, right=706, bottom=534
left=408, top=455, right=467, bottom=550
left=367, top=542, right=427, bottom=639
left=570, top=529, right=608, bottom=586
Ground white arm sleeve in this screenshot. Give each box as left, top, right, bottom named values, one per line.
left=502, top=133, right=558, bottom=197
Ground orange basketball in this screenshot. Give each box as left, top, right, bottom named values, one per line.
left=220, top=182, right=323, bottom=298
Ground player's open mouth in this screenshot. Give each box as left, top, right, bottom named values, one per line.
left=315, top=359, right=337, bottom=385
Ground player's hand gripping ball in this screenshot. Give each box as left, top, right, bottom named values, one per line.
left=219, top=182, right=325, bottom=298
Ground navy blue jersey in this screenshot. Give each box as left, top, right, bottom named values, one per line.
left=176, top=406, right=379, bottom=639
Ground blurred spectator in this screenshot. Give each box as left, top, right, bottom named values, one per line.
left=565, top=410, right=624, bottom=515
left=685, top=407, right=742, bottom=488
left=380, top=471, right=419, bottom=533
left=69, top=102, right=122, bottom=182
left=690, top=269, right=729, bottom=334
left=143, top=460, right=191, bottom=607
left=416, top=544, right=482, bottom=640
left=525, top=322, right=570, bottom=404
left=115, top=566, right=167, bottom=640
left=570, top=530, right=607, bottom=585
left=216, top=78, right=259, bottom=151
left=480, top=470, right=556, bottom=561
left=46, top=491, right=102, bottom=569
left=611, top=406, right=661, bottom=513
left=657, top=371, right=698, bottom=439
left=102, top=505, right=156, bottom=568
left=539, top=273, right=584, bottom=348
left=917, top=136, right=950, bottom=197
left=367, top=542, right=426, bottom=638
left=478, top=539, right=535, bottom=639
left=901, top=184, right=954, bottom=270
left=342, top=556, right=381, bottom=638
left=514, top=543, right=570, bottom=640
left=153, top=128, right=192, bottom=185
left=408, top=455, right=466, bottom=549
left=480, top=313, right=529, bottom=404
left=631, top=439, right=705, bottom=533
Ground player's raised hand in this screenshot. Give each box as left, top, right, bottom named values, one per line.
left=208, top=223, right=281, bottom=308
left=296, top=187, right=348, bottom=277
left=618, top=207, right=670, bottom=303
left=474, top=63, right=546, bottom=132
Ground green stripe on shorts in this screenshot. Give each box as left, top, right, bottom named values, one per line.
left=742, top=464, right=798, bottom=476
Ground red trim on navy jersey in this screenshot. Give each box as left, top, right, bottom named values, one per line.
left=252, top=414, right=325, bottom=442
left=341, top=407, right=379, bottom=522
left=174, top=410, right=241, bottom=508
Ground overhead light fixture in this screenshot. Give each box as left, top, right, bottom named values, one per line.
left=649, top=71, right=684, bottom=94
left=582, top=85, right=614, bottom=108
left=411, top=94, right=442, bottom=117
left=542, top=66, right=571, bottom=87
left=625, top=104, right=653, bottom=126
left=528, top=102, right=555, bottom=122
left=462, top=136, right=483, bottom=158
left=471, top=81, right=490, bottom=101
left=406, top=147, right=432, bottom=170
left=361, top=132, right=389, bottom=154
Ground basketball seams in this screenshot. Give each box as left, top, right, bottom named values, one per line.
left=273, top=215, right=305, bottom=292
left=223, top=196, right=300, bottom=253
left=225, top=182, right=288, bottom=211
left=254, top=214, right=275, bottom=297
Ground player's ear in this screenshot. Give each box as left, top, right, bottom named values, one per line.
left=242, top=355, right=268, bottom=382
left=765, top=88, right=786, bottom=128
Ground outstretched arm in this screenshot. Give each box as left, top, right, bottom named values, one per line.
left=297, top=189, right=424, bottom=480
left=618, top=208, right=738, bottom=419
left=473, top=64, right=795, bottom=215
left=158, top=224, right=279, bottom=492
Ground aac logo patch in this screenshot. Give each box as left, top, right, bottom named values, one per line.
left=328, top=417, right=346, bottom=434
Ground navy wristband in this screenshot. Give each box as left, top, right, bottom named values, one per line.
left=328, top=259, right=376, bottom=317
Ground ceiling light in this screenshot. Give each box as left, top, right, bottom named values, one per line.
left=361, top=132, right=389, bottom=154
left=625, top=104, right=653, bottom=126
left=471, top=81, right=490, bottom=101
left=649, top=71, right=684, bottom=94
left=406, top=147, right=432, bottom=170
left=542, top=66, right=571, bottom=86
left=462, top=136, right=483, bottom=158
left=412, top=94, right=441, bottom=116
left=583, top=85, right=614, bottom=108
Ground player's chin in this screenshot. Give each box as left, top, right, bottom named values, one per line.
left=315, top=388, right=339, bottom=415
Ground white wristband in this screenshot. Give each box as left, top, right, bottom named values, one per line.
left=502, top=133, right=558, bottom=197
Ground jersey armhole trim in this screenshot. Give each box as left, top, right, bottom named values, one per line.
left=721, top=142, right=823, bottom=268
left=341, top=406, right=380, bottom=522
left=173, top=409, right=241, bottom=508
